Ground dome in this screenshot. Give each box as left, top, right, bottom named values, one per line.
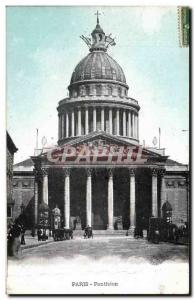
left=70, top=51, right=126, bottom=85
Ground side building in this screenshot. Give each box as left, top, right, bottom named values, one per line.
left=12, top=158, right=35, bottom=229
left=7, top=132, right=18, bottom=223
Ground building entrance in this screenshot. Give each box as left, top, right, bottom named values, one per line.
left=92, top=170, right=108, bottom=229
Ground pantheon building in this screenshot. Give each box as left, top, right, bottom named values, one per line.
left=13, top=16, right=189, bottom=232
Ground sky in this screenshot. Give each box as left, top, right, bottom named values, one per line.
left=6, top=6, right=189, bottom=164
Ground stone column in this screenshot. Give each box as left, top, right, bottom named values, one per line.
left=137, top=115, right=139, bottom=140
left=160, top=169, right=166, bottom=217
left=34, top=179, right=38, bottom=225
left=86, top=169, right=92, bottom=227
left=123, top=110, right=126, bottom=136
left=61, top=114, right=64, bottom=138
left=66, top=112, right=69, bottom=138
left=109, top=108, right=113, bottom=134
left=129, top=168, right=136, bottom=229
left=131, top=113, right=134, bottom=138
left=58, top=115, right=61, bottom=140
left=116, top=109, right=120, bottom=135
left=64, top=169, right=70, bottom=229
left=71, top=110, right=75, bottom=137
left=101, top=107, right=105, bottom=131
left=128, top=111, right=131, bottom=137
left=107, top=169, right=114, bottom=230
left=78, top=107, right=81, bottom=136
left=134, top=114, right=137, bottom=139
left=42, top=169, right=48, bottom=205
left=152, top=169, right=158, bottom=217
left=85, top=107, right=89, bottom=134
left=93, top=107, right=97, bottom=131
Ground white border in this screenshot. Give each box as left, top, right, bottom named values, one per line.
left=0, top=1, right=193, bottom=300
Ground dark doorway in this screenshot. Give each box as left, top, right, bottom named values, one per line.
left=70, top=169, right=86, bottom=229
left=92, top=169, right=108, bottom=229
left=114, top=169, right=129, bottom=230
left=135, top=169, right=152, bottom=230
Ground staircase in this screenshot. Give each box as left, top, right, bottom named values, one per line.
left=73, top=230, right=129, bottom=237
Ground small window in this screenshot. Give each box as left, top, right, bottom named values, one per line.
left=112, top=70, right=116, bottom=80
left=96, top=85, right=101, bottom=96
left=80, top=85, right=86, bottom=96
left=86, top=86, right=90, bottom=96
left=74, top=90, right=77, bottom=97
left=108, top=86, right=112, bottom=96
left=118, top=87, right=122, bottom=97
left=7, top=206, right=12, bottom=218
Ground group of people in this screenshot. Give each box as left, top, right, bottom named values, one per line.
left=7, top=220, right=26, bottom=257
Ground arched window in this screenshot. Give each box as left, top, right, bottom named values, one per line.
left=118, top=87, right=122, bottom=97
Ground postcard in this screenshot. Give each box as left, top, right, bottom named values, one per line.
left=6, top=6, right=190, bottom=295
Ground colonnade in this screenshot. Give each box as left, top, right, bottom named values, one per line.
left=58, top=107, right=139, bottom=140
left=34, top=167, right=166, bottom=230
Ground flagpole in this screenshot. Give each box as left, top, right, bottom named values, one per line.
left=159, top=128, right=161, bottom=149
left=36, top=128, right=39, bottom=149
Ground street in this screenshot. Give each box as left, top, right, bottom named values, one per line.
left=7, top=236, right=189, bottom=295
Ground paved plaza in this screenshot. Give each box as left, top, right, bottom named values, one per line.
left=19, top=236, right=188, bottom=263
left=7, top=236, right=189, bottom=295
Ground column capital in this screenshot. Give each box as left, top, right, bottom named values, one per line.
left=41, top=168, right=48, bottom=176
left=159, top=168, right=166, bottom=177
left=63, top=168, right=71, bottom=177
left=33, top=168, right=42, bottom=181
left=151, top=168, right=158, bottom=177
left=86, top=168, right=93, bottom=177
left=108, top=168, right=114, bottom=178
left=129, top=168, right=135, bottom=176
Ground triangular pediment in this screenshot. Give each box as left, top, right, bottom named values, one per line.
left=64, top=131, right=137, bottom=148
left=58, top=131, right=168, bottom=162
left=32, top=131, right=168, bottom=166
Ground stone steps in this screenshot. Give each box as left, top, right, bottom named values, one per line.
left=73, top=230, right=128, bottom=236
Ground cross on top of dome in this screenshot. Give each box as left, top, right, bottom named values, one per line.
left=80, top=11, right=116, bottom=52
left=95, top=10, right=101, bottom=25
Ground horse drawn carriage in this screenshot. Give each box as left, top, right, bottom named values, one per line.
left=148, top=217, right=189, bottom=245
left=53, top=228, right=73, bottom=241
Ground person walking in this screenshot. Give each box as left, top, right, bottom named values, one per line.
left=21, top=224, right=26, bottom=245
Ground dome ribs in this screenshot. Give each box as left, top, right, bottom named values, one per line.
left=69, top=51, right=127, bottom=87
left=94, top=52, right=102, bottom=79
left=83, top=53, right=93, bottom=80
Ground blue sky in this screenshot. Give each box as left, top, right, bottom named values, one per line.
left=6, top=6, right=189, bottom=163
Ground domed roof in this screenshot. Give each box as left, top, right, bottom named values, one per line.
left=70, top=51, right=126, bottom=85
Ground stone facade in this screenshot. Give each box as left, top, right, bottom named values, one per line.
left=12, top=158, right=35, bottom=228
left=7, top=132, right=18, bottom=222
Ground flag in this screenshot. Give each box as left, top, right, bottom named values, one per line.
left=80, top=35, right=92, bottom=47
left=105, top=35, right=116, bottom=47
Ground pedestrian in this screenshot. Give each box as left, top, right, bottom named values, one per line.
left=9, top=220, right=22, bottom=258
left=21, top=224, right=26, bottom=245
left=37, top=228, right=42, bottom=241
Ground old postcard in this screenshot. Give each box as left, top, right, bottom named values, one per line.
left=6, top=6, right=190, bottom=295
